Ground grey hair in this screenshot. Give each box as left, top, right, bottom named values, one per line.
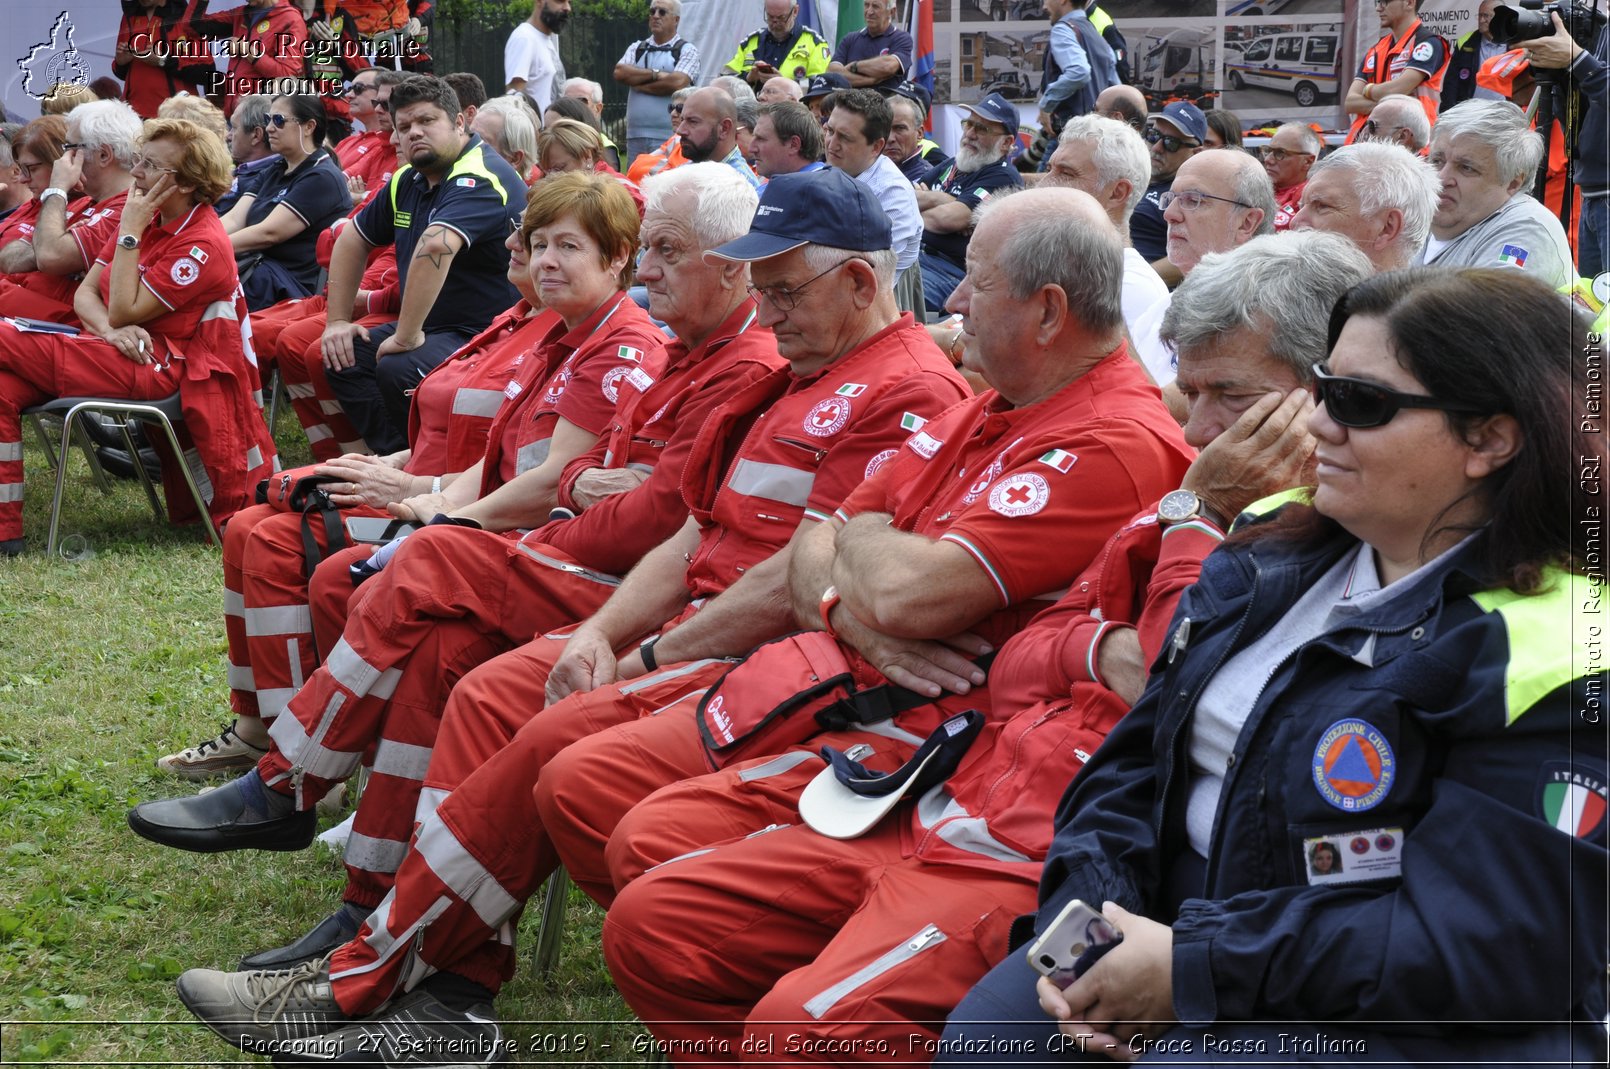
left=976, top=188, right=1124, bottom=333
left=561, top=77, right=604, bottom=105
left=889, top=91, right=927, bottom=129
left=66, top=100, right=143, bottom=168
left=1432, top=99, right=1544, bottom=187
left=1370, top=94, right=1430, bottom=150
left=671, top=85, right=696, bottom=105
left=658, top=0, right=682, bottom=13
left=478, top=97, right=538, bottom=178
left=802, top=242, right=897, bottom=291
left=710, top=75, right=758, bottom=108
left=1161, top=231, right=1373, bottom=384
left=1276, top=121, right=1323, bottom=158
left=1226, top=148, right=1277, bottom=236
left=1308, top=142, right=1440, bottom=253
left=642, top=162, right=760, bottom=249
left=1055, top=114, right=1150, bottom=215
left=233, top=95, right=273, bottom=134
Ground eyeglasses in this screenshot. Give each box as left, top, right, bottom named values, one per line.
left=267, top=114, right=291, bottom=128
left=1159, top=189, right=1253, bottom=212
left=1143, top=127, right=1199, bottom=153
left=1311, top=364, right=1486, bottom=428
left=130, top=154, right=178, bottom=175
left=62, top=142, right=88, bottom=151
left=746, top=257, right=863, bottom=311
left=961, top=119, right=1007, bottom=136
left=1360, top=119, right=1400, bottom=138
left=16, top=161, right=39, bottom=178
left=1260, top=147, right=1314, bottom=162
left=649, top=6, right=672, bottom=14
left=346, top=82, right=377, bottom=96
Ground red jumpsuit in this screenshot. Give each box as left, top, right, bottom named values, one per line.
left=318, top=314, right=970, bottom=1013
left=221, top=303, right=557, bottom=726
left=0, top=191, right=130, bottom=324
left=601, top=510, right=1220, bottom=1062
left=190, top=0, right=310, bottom=116
left=0, top=206, right=274, bottom=541
left=333, top=130, right=397, bottom=193
left=254, top=293, right=666, bottom=906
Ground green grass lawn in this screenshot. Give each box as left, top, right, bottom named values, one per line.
left=0, top=415, right=651, bottom=1066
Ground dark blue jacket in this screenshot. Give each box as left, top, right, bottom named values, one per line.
left=1573, top=24, right=1609, bottom=195
left=1036, top=507, right=1607, bottom=1033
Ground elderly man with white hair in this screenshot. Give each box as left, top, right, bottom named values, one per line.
left=470, top=97, right=539, bottom=182
left=1262, top=121, right=1323, bottom=230
left=1358, top=93, right=1432, bottom=153
left=1293, top=141, right=1440, bottom=271
left=613, top=0, right=701, bottom=163
left=0, top=99, right=142, bottom=323
left=758, top=74, right=804, bottom=103
left=1420, top=99, right=1573, bottom=287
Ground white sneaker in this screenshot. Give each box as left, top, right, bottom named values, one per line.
left=156, top=724, right=268, bottom=780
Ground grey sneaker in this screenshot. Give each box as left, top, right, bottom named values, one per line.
left=268, top=986, right=505, bottom=1066
left=157, top=723, right=268, bottom=780
left=176, top=956, right=352, bottom=1053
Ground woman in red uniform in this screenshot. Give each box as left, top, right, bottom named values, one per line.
left=0, top=118, right=273, bottom=555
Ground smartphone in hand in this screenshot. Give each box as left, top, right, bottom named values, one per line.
left=1025, top=899, right=1124, bottom=990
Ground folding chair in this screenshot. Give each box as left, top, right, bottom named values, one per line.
left=529, top=866, right=571, bottom=979
left=23, top=394, right=220, bottom=557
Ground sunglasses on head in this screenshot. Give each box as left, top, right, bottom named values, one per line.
left=1311, top=364, right=1486, bottom=428
left=1144, top=127, right=1198, bottom=153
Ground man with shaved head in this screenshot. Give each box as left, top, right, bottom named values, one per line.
left=675, top=84, right=761, bottom=188
left=565, top=187, right=1193, bottom=1058
left=758, top=74, right=804, bottom=103
left=1096, top=82, right=1147, bottom=131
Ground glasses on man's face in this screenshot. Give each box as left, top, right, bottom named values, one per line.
left=960, top=119, right=1004, bottom=136
left=1261, top=146, right=1314, bottom=163
left=1159, top=189, right=1253, bottom=212
left=746, top=257, right=862, bottom=312
left=62, top=142, right=88, bottom=151
left=1143, top=127, right=1198, bottom=153
left=131, top=153, right=178, bottom=175
left=649, top=6, right=672, bottom=14
left=1311, top=364, right=1485, bottom=428
left=346, top=82, right=377, bottom=97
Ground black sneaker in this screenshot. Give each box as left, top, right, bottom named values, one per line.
left=270, top=985, right=506, bottom=1066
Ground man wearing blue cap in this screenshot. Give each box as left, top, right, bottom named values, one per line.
left=1130, top=100, right=1207, bottom=276
left=916, top=91, right=1024, bottom=314
left=164, top=169, right=970, bottom=1060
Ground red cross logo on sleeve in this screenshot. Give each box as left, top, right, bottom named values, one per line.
left=804, top=396, right=852, bottom=438
left=987, top=473, right=1050, bottom=517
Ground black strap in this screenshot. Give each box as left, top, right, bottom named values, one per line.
left=816, top=650, right=997, bottom=731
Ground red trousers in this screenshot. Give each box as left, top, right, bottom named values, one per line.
left=603, top=818, right=1038, bottom=1064
left=541, top=707, right=920, bottom=907
left=254, top=524, right=624, bottom=906
left=221, top=505, right=376, bottom=721
left=0, top=325, right=181, bottom=542
left=325, top=656, right=731, bottom=1012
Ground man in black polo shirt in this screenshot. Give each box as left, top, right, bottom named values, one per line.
left=321, top=75, right=523, bottom=454
left=916, top=92, right=1023, bottom=315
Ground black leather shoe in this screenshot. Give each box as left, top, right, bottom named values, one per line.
left=239, top=907, right=362, bottom=971
left=128, top=773, right=316, bottom=853
left=95, top=445, right=164, bottom=481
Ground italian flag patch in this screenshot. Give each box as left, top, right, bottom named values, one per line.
left=900, top=412, right=927, bottom=432
left=837, top=383, right=867, bottom=397
left=1038, top=449, right=1076, bottom=473
left=617, top=346, right=643, bottom=362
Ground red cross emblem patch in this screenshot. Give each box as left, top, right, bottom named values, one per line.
left=804, top=396, right=852, bottom=438
left=987, top=473, right=1049, bottom=517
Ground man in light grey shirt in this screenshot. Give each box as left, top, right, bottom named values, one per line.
left=612, top=0, right=701, bottom=164
left=822, top=89, right=921, bottom=277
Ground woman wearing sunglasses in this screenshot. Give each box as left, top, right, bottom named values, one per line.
left=221, top=94, right=351, bottom=310
left=941, top=267, right=1606, bottom=1065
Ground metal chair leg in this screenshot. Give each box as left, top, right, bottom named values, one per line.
left=118, top=420, right=163, bottom=519
left=531, top=867, right=571, bottom=978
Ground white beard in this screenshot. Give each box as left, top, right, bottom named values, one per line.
left=955, top=144, right=1004, bottom=174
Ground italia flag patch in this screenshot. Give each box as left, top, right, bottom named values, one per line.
left=836, top=382, right=867, bottom=397
left=1038, top=449, right=1076, bottom=474
left=617, top=345, right=643, bottom=362
left=1538, top=761, right=1608, bottom=839
left=188, top=246, right=209, bottom=264
left=1498, top=245, right=1528, bottom=268
left=900, top=412, right=927, bottom=432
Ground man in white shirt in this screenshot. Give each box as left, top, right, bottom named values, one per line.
left=505, top=0, right=570, bottom=113
left=822, top=89, right=922, bottom=311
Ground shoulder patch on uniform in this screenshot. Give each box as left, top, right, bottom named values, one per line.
left=908, top=430, right=943, bottom=458
left=1411, top=41, right=1434, bottom=61
left=171, top=257, right=201, bottom=286
left=987, top=473, right=1050, bottom=517
left=1497, top=245, right=1528, bottom=268
left=865, top=448, right=898, bottom=479
left=900, top=411, right=927, bottom=432
left=188, top=245, right=209, bottom=264
left=1311, top=718, right=1395, bottom=812
left=1537, top=760, right=1608, bottom=840
left=804, top=396, right=852, bottom=437
left=1038, top=448, right=1076, bottom=473
left=836, top=382, right=867, bottom=397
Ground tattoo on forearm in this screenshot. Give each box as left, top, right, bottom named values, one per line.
left=411, top=224, right=458, bottom=270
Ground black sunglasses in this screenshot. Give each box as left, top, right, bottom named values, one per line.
left=1143, top=127, right=1198, bottom=153
left=1311, top=364, right=1485, bottom=428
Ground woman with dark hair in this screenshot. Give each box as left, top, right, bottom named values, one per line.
left=1203, top=107, right=1243, bottom=149
left=941, top=267, right=1607, bottom=1065
left=0, top=118, right=276, bottom=554
left=222, top=94, right=350, bottom=310
left=114, top=0, right=215, bottom=118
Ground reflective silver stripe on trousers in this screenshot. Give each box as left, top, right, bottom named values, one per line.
left=726, top=459, right=815, bottom=507
left=515, top=438, right=551, bottom=475
left=224, top=588, right=245, bottom=617
left=412, top=811, right=522, bottom=929
left=372, top=737, right=433, bottom=781
left=182, top=448, right=215, bottom=505
left=285, top=383, right=317, bottom=399
left=244, top=604, right=313, bottom=637
left=802, top=924, right=948, bottom=1019
left=324, top=637, right=403, bottom=700
left=451, top=388, right=504, bottom=417
left=256, top=686, right=295, bottom=720
left=319, top=400, right=345, bottom=416
left=737, top=749, right=818, bottom=783
left=201, top=300, right=238, bottom=321
left=227, top=661, right=254, bottom=691
left=0, top=442, right=21, bottom=462
left=0, top=483, right=24, bottom=503
left=413, top=785, right=450, bottom=826
left=344, top=829, right=409, bottom=873
left=304, top=423, right=334, bottom=443
left=617, top=657, right=724, bottom=695
left=268, top=705, right=364, bottom=780
left=245, top=445, right=264, bottom=470
left=330, top=891, right=452, bottom=990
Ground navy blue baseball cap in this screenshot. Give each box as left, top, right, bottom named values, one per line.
left=802, top=72, right=851, bottom=101
left=1149, top=101, right=1208, bottom=144
left=706, top=169, right=893, bottom=262
left=959, top=92, right=1018, bottom=132
left=799, top=711, right=983, bottom=839
left=890, top=79, right=932, bottom=113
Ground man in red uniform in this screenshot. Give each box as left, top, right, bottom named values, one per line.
left=598, top=230, right=1374, bottom=1063
left=0, top=101, right=141, bottom=324
left=331, top=68, right=392, bottom=186
left=114, top=0, right=215, bottom=119
left=167, top=169, right=971, bottom=1060
left=191, top=0, right=310, bottom=116
left=1345, top=0, right=1451, bottom=144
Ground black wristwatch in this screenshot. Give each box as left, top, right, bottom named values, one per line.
left=117, top=233, right=141, bottom=251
